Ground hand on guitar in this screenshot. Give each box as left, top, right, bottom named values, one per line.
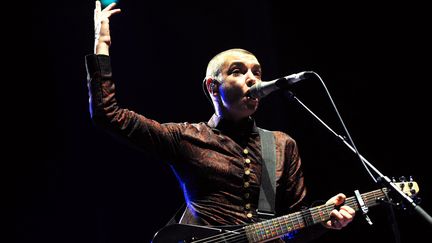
left=323, top=193, right=356, bottom=230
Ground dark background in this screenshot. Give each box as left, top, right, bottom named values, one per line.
left=23, top=1, right=431, bottom=242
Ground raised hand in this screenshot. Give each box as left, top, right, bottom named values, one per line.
left=94, top=1, right=121, bottom=55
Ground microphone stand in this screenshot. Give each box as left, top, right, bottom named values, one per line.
left=283, top=90, right=432, bottom=227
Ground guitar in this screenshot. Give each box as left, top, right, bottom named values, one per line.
left=152, top=181, right=419, bottom=243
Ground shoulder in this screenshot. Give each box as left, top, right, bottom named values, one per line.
left=259, top=128, right=297, bottom=146
left=163, top=121, right=213, bottom=135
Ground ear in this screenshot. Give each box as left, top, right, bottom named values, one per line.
left=205, top=78, right=219, bottom=96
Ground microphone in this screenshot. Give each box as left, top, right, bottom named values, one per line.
left=247, top=71, right=313, bottom=99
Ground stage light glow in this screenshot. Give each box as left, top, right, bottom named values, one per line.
left=101, top=0, right=118, bottom=8
left=170, top=165, right=195, bottom=216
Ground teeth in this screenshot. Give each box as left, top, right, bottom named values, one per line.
left=246, top=96, right=257, bottom=101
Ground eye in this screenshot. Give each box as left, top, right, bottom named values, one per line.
left=231, top=69, right=242, bottom=76
left=254, top=70, right=262, bottom=77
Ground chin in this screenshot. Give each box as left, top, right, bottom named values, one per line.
left=243, top=106, right=258, bottom=117
left=246, top=103, right=259, bottom=113
left=227, top=100, right=259, bottom=119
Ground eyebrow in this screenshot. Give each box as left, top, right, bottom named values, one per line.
left=228, top=61, right=261, bottom=71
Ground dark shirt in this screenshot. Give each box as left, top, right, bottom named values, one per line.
left=85, top=54, right=326, bottom=242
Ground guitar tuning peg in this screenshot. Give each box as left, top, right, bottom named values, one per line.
left=408, top=176, right=414, bottom=188
left=392, top=177, right=396, bottom=183
left=399, top=176, right=406, bottom=182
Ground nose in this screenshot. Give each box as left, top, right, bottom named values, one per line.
left=246, top=78, right=256, bottom=87
left=245, top=71, right=258, bottom=87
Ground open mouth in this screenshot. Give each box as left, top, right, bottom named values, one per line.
left=245, top=91, right=257, bottom=100
left=246, top=96, right=258, bottom=101
left=245, top=91, right=259, bottom=102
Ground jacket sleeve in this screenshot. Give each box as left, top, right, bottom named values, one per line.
left=85, top=54, right=183, bottom=161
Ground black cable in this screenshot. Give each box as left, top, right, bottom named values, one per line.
left=309, top=72, right=378, bottom=183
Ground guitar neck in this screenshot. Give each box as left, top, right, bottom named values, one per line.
left=244, top=188, right=388, bottom=242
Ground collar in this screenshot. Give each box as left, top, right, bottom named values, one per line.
left=207, top=114, right=259, bottom=136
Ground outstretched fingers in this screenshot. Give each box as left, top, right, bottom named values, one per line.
left=107, top=8, right=122, bottom=17
left=95, top=1, right=121, bottom=14
left=103, top=2, right=118, bottom=11
left=100, top=2, right=121, bottom=18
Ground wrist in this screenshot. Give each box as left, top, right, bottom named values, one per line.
left=94, top=40, right=110, bottom=55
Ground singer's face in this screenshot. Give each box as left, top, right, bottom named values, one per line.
left=218, top=53, right=262, bottom=120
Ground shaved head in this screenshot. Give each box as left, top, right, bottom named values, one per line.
left=206, top=48, right=257, bottom=80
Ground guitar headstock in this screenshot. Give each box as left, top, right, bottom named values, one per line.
left=392, top=176, right=420, bottom=198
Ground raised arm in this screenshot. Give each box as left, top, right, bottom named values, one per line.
left=86, top=1, right=183, bottom=162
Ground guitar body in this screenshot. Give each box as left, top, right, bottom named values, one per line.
left=152, top=224, right=243, bottom=243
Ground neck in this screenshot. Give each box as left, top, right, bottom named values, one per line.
left=214, top=104, right=248, bottom=123
left=215, top=112, right=247, bottom=123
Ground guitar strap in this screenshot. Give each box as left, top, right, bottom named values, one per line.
left=257, top=128, right=277, bottom=219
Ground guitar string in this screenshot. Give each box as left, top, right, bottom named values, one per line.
left=219, top=209, right=318, bottom=243
left=196, top=206, right=334, bottom=243
left=193, top=193, right=379, bottom=243
left=213, top=193, right=379, bottom=243
left=210, top=198, right=369, bottom=243
left=195, top=208, right=348, bottom=242
left=192, top=205, right=336, bottom=243
left=192, top=192, right=381, bottom=243
left=186, top=185, right=409, bottom=242
left=234, top=188, right=398, bottom=242
left=191, top=191, right=382, bottom=243
left=222, top=207, right=328, bottom=243
left=185, top=178, right=403, bottom=242
left=191, top=208, right=327, bottom=243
